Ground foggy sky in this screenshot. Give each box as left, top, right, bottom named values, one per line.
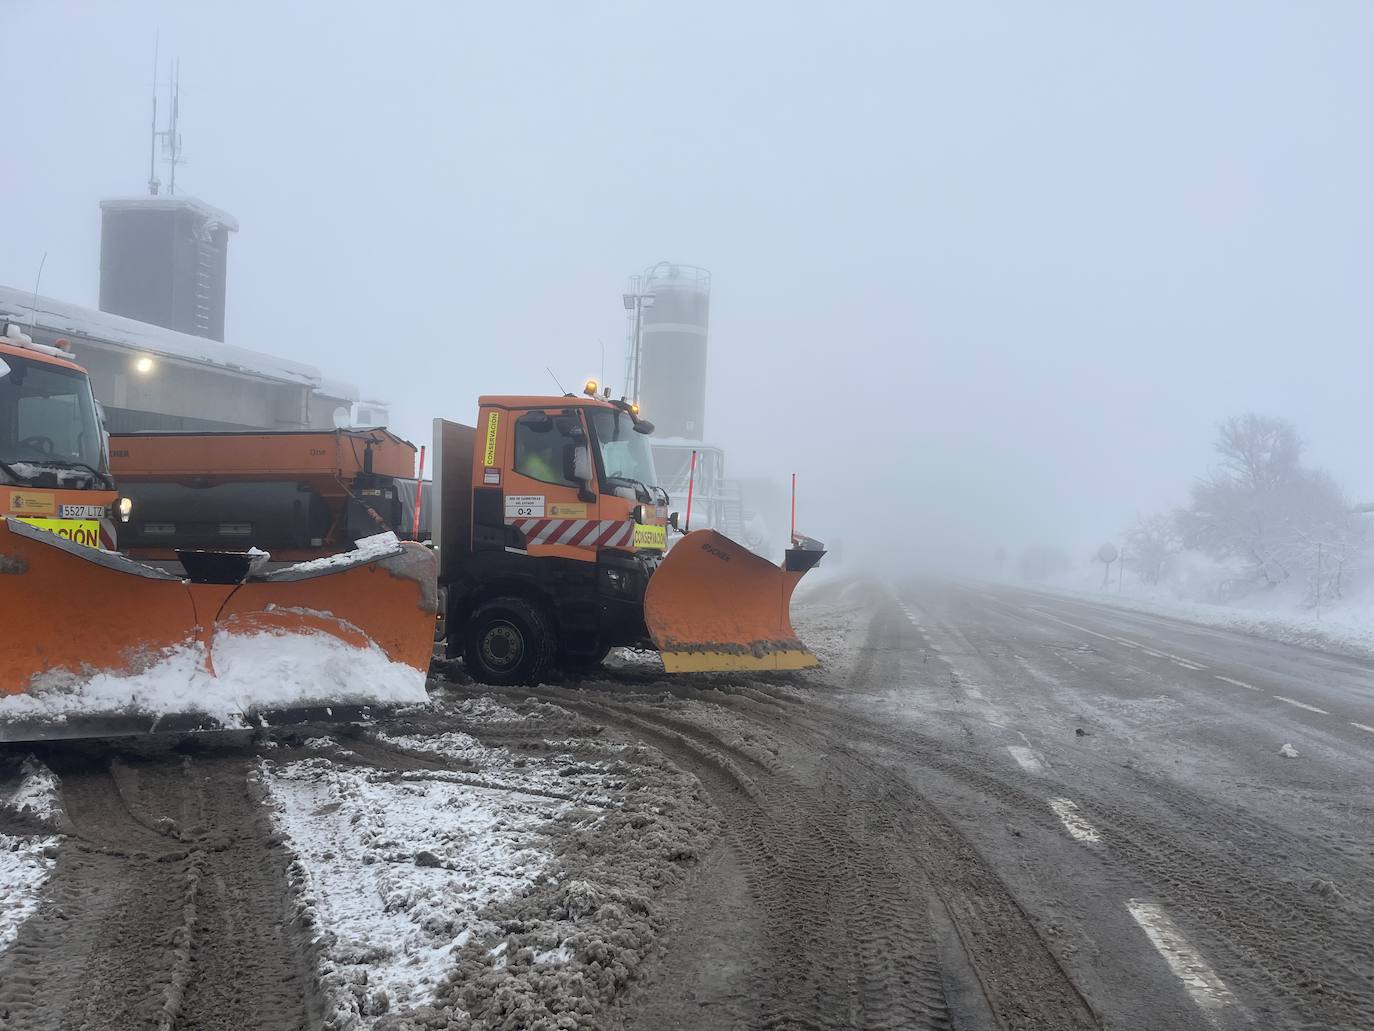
left=3, top=1, right=1371, bottom=568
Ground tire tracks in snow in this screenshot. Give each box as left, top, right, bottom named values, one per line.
left=0, top=748, right=322, bottom=1031
left=531, top=649, right=1101, bottom=1031
left=891, top=585, right=1374, bottom=1030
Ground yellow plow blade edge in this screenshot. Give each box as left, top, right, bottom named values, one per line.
left=644, top=529, right=824, bottom=673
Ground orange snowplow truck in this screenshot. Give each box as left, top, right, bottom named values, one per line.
left=432, top=382, right=825, bottom=684
left=0, top=323, right=436, bottom=743
left=0, top=324, right=122, bottom=548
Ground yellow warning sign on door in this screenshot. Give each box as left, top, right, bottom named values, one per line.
left=483, top=412, right=500, bottom=467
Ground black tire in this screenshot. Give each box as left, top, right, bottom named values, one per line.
left=559, top=643, right=613, bottom=673
left=462, top=597, right=556, bottom=686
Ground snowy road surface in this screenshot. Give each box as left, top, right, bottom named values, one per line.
left=0, top=576, right=1370, bottom=1030
left=619, top=578, right=1374, bottom=1030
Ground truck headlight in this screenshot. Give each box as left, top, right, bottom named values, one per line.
left=117, top=497, right=133, bottom=522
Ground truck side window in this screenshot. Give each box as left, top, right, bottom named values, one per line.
left=513, top=412, right=579, bottom=487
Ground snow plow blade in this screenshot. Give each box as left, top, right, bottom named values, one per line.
left=644, top=529, right=825, bottom=673
left=0, top=517, right=438, bottom=743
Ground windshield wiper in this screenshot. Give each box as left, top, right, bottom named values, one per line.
left=607, top=474, right=654, bottom=503
left=0, top=458, right=20, bottom=484
left=27, top=459, right=113, bottom=489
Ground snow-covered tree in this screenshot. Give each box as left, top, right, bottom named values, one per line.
left=1177, top=414, right=1368, bottom=603
left=1124, top=513, right=1180, bottom=586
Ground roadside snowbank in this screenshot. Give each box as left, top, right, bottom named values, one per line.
left=261, top=758, right=563, bottom=1023
left=0, top=834, right=58, bottom=953
left=1028, top=580, right=1374, bottom=661
left=0, top=758, right=62, bottom=825
left=0, top=628, right=427, bottom=726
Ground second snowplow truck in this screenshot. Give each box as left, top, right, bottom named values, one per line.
left=432, top=382, right=825, bottom=684
left=0, top=323, right=437, bottom=743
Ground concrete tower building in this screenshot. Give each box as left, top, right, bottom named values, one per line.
left=99, top=196, right=237, bottom=342
left=635, top=262, right=710, bottom=441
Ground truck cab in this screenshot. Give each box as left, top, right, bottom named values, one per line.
left=436, top=386, right=674, bottom=683
left=0, top=324, right=120, bottom=548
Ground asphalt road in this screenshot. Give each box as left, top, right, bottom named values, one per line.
left=625, top=577, right=1374, bottom=1030
left=877, top=579, right=1374, bottom=1031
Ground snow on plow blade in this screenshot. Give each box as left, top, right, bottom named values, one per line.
left=0, top=517, right=438, bottom=743
left=644, top=529, right=825, bottom=673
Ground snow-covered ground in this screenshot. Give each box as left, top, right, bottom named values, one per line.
left=380, top=729, right=629, bottom=805
left=257, top=689, right=719, bottom=1028
left=0, top=627, right=427, bottom=728
left=0, top=759, right=63, bottom=959
left=259, top=757, right=565, bottom=1021
left=0, top=834, right=58, bottom=953
left=1, top=757, right=62, bottom=825
left=1023, top=570, right=1374, bottom=660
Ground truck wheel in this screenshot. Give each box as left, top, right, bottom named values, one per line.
left=463, top=598, right=555, bottom=686
left=559, top=644, right=612, bottom=673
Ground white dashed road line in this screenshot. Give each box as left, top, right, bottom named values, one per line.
left=1048, top=798, right=1101, bottom=844
left=1215, top=675, right=1260, bottom=691
left=1030, top=610, right=1209, bottom=669
left=1351, top=722, right=1374, bottom=735
left=1126, top=900, right=1236, bottom=1016
left=1007, top=745, right=1047, bottom=774
left=1050, top=616, right=1116, bottom=642
left=1272, top=695, right=1330, bottom=715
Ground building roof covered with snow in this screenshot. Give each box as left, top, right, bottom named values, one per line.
left=0, top=284, right=321, bottom=387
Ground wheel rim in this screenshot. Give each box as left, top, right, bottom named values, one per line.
left=480, top=621, right=523, bottom=670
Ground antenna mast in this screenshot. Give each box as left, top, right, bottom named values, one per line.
left=147, top=35, right=160, bottom=195
left=150, top=57, right=185, bottom=195
left=166, top=59, right=183, bottom=195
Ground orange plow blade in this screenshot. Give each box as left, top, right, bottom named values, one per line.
left=0, top=517, right=437, bottom=742
left=643, top=529, right=825, bottom=673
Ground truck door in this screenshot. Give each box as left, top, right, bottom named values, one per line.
left=505, top=408, right=602, bottom=559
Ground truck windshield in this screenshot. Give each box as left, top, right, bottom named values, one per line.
left=0, top=353, right=107, bottom=476
left=587, top=408, right=659, bottom=493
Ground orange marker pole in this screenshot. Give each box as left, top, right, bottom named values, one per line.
left=790, top=472, right=797, bottom=544
left=684, top=450, right=698, bottom=532
left=412, top=445, right=427, bottom=540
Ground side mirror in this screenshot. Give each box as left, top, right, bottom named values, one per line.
left=565, top=444, right=596, bottom=503
left=572, top=445, right=592, bottom=482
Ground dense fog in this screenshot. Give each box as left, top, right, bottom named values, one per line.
left=3, top=1, right=1370, bottom=578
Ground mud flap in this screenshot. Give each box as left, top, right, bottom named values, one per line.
left=643, top=529, right=824, bottom=673
left=0, top=517, right=438, bottom=743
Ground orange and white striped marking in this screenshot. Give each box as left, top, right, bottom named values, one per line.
left=509, top=518, right=635, bottom=549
